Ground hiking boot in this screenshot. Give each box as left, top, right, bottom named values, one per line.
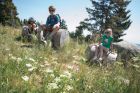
left=99, top=58, right=103, bottom=61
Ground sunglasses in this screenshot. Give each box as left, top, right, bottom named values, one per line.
left=105, top=32, right=110, bottom=34
left=49, top=9, right=55, bottom=12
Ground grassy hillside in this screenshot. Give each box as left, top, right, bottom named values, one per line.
left=0, top=25, right=140, bottom=93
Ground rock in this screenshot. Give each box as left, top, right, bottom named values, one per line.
left=51, top=29, right=69, bottom=49
left=113, top=41, right=140, bottom=54
left=85, top=44, right=117, bottom=64
left=112, top=41, right=140, bottom=67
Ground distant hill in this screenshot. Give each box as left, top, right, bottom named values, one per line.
left=136, top=44, right=140, bottom=47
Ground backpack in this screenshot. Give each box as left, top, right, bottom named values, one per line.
left=56, top=14, right=62, bottom=26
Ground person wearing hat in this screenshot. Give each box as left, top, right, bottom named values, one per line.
left=93, top=28, right=113, bottom=61
left=28, top=17, right=37, bottom=34
left=44, top=5, right=60, bottom=39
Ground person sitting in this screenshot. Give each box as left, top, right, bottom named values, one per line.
left=44, top=5, right=60, bottom=39
left=28, top=17, right=38, bottom=34
left=93, top=28, right=113, bottom=61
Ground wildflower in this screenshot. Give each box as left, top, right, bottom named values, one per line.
left=5, top=48, right=10, bottom=51
left=44, top=57, right=47, bottom=60
left=11, top=56, right=17, bottom=60
left=8, top=53, right=12, bottom=57
left=39, top=56, right=43, bottom=59
left=133, top=64, right=139, bottom=68
left=54, top=77, right=61, bottom=83
left=44, top=61, right=50, bottom=66
left=17, top=57, right=23, bottom=62
left=67, top=65, right=73, bottom=69
left=46, top=68, right=53, bottom=73
left=66, top=85, right=73, bottom=91
left=60, top=74, right=68, bottom=78
left=40, top=64, right=45, bottom=68
left=48, top=83, right=59, bottom=89
left=26, top=63, right=32, bottom=68
left=50, top=74, right=55, bottom=77
left=28, top=67, right=36, bottom=72
left=22, top=76, right=29, bottom=81
left=28, top=58, right=35, bottom=62
left=123, top=79, right=130, bottom=85
left=73, top=55, right=79, bottom=59
left=63, top=71, right=72, bottom=78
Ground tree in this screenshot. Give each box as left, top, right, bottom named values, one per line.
left=79, top=0, right=132, bottom=42
left=60, top=19, right=68, bottom=30
left=0, top=0, right=21, bottom=26
left=69, top=21, right=86, bottom=43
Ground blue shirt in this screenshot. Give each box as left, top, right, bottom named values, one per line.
left=46, top=15, right=59, bottom=27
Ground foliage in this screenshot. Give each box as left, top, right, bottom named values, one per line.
left=0, top=0, right=21, bottom=27
left=60, top=19, right=68, bottom=30
left=76, top=0, right=132, bottom=42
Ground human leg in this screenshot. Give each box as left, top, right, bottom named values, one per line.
left=93, top=45, right=99, bottom=60
left=99, top=45, right=109, bottom=61
left=49, top=23, right=60, bottom=39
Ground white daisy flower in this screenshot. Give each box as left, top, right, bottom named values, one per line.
left=17, top=57, right=23, bottom=62
left=22, top=76, right=29, bottom=81
left=66, top=85, right=73, bottom=91
left=40, top=64, right=45, bottom=68
left=25, top=63, right=32, bottom=68
left=54, top=77, right=61, bottom=83
left=63, top=71, right=72, bottom=78
left=50, top=74, right=55, bottom=77
left=48, top=83, right=59, bottom=89
left=28, top=67, right=36, bottom=72
left=5, top=48, right=10, bottom=51
left=46, top=68, right=53, bottom=73
left=11, top=56, right=17, bottom=60
left=8, top=54, right=12, bottom=57
left=28, top=58, right=35, bottom=62
left=60, top=74, right=68, bottom=78
left=67, top=65, right=73, bottom=69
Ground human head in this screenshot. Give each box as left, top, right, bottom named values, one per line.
left=105, top=28, right=112, bottom=36
left=28, top=17, right=35, bottom=24
left=48, top=5, right=56, bottom=15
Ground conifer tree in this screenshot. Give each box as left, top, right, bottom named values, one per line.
left=0, top=0, right=21, bottom=26
left=77, top=0, right=132, bottom=42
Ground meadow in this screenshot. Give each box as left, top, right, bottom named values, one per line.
left=0, top=25, right=140, bottom=93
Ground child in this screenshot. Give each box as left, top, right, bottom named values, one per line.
left=45, top=6, right=60, bottom=39
left=93, top=28, right=113, bottom=61
left=28, top=17, right=37, bottom=34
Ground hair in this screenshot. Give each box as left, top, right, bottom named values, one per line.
left=48, top=5, right=56, bottom=11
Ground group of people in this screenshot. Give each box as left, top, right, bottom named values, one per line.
left=24, top=6, right=61, bottom=41
left=23, top=5, right=114, bottom=61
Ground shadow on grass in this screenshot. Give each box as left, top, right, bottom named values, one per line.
left=20, top=44, right=33, bottom=48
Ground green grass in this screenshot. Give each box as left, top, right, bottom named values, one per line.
left=0, top=25, right=140, bottom=93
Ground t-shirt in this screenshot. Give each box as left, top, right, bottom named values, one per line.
left=46, top=15, right=59, bottom=27
left=101, top=34, right=113, bottom=49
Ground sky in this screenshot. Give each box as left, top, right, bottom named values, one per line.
left=13, top=0, right=140, bottom=44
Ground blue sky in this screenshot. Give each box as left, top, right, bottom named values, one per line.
left=13, top=0, right=140, bottom=44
